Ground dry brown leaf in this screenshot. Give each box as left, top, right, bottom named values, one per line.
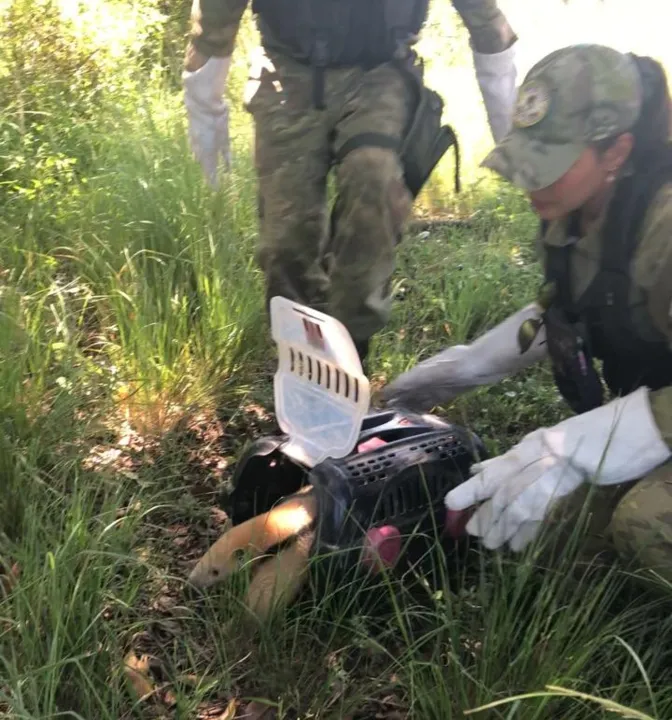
left=195, top=698, right=238, bottom=719
left=243, top=403, right=271, bottom=421
left=0, top=562, right=19, bottom=596
left=123, top=651, right=156, bottom=701
left=210, top=507, right=229, bottom=525
left=176, top=673, right=201, bottom=686
left=163, top=688, right=178, bottom=707
left=219, top=697, right=238, bottom=720
left=174, top=672, right=221, bottom=691
left=239, top=700, right=276, bottom=719
left=150, top=594, right=175, bottom=612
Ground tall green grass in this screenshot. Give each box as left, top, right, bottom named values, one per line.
left=0, top=0, right=671, bottom=717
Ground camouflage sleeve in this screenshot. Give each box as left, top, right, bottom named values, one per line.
left=451, top=0, right=517, bottom=54
left=188, top=0, right=249, bottom=58
left=633, top=182, right=672, bottom=444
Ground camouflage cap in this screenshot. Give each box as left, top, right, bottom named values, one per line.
left=481, top=44, right=643, bottom=191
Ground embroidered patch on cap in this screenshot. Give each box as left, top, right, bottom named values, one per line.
left=513, top=79, right=551, bottom=128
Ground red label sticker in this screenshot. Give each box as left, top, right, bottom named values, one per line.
left=302, top=318, right=325, bottom=351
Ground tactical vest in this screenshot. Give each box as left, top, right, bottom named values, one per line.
left=252, top=0, right=430, bottom=105
left=253, top=0, right=429, bottom=67
left=539, top=146, right=672, bottom=414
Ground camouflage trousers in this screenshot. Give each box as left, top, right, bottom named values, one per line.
left=243, top=1, right=515, bottom=348
left=244, top=49, right=415, bottom=348
left=244, top=0, right=515, bottom=348
left=546, top=462, right=672, bottom=585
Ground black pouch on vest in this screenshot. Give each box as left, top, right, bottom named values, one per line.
left=333, top=60, right=461, bottom=198
left=543, top=304, right=604, bottom=414
left=396, top=61, right=460, bottom=197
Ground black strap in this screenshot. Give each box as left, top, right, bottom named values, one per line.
left=334, top=133, right=401, bottom=164
left=600, top=177, right=640, bottom=278
left=384, top=0, right=428, bottom=54
left=312, top=67, right=325, bottom=109
left=448, top=127, right=461, bottom=194
left=602, top=150, right=672, bottom=274
left=544, top=212, right=579, bottom=315
left=310, top=32, right=329, bottom=109
left=307, top=0, right=331, bottom=110
left=333, top=128, right=460, bottom=196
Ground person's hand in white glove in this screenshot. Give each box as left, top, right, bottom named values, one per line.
left=182, top=46, right=232, bottom=188
left=472, top=41, right=517, bottom=143
left=380, top=303, right=547, bottom=413
left=445, top=386, right=672, bottom=552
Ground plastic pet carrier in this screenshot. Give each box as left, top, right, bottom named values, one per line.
left=219, top=297, right=486, bottom=572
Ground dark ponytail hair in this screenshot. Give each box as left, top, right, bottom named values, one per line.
left=624, top=54, right=671, bottom=165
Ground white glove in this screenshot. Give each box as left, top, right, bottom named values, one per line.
left=472, top=42, right=517, bottom=143
left=182, top=56, right=232, bottom=188
left=445, top=386, right=672, bottom=552
left=381, top=303, right=547, bottom=412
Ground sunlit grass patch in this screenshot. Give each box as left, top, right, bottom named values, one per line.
left=1, top=0, right=672, bottom=717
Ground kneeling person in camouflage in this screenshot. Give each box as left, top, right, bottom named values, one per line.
left=182, top=0, right=519, bottom=365
left=382, top=44, right=672, bottom=584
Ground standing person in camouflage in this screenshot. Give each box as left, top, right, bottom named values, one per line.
left=182, top=0, right=519, bottom=367
left=382, top=44, right=672, bottom=584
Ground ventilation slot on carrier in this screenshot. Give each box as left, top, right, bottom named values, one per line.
left=287, top=345, right=361, bottom=403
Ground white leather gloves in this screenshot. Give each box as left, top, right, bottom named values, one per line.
left=472, top=43, right=517, bottom=143
left=446, top=386, right=672, bottom=552
left=381, top=303, right=548, bottom=412
left=182, top=56, right=232, bottom=187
